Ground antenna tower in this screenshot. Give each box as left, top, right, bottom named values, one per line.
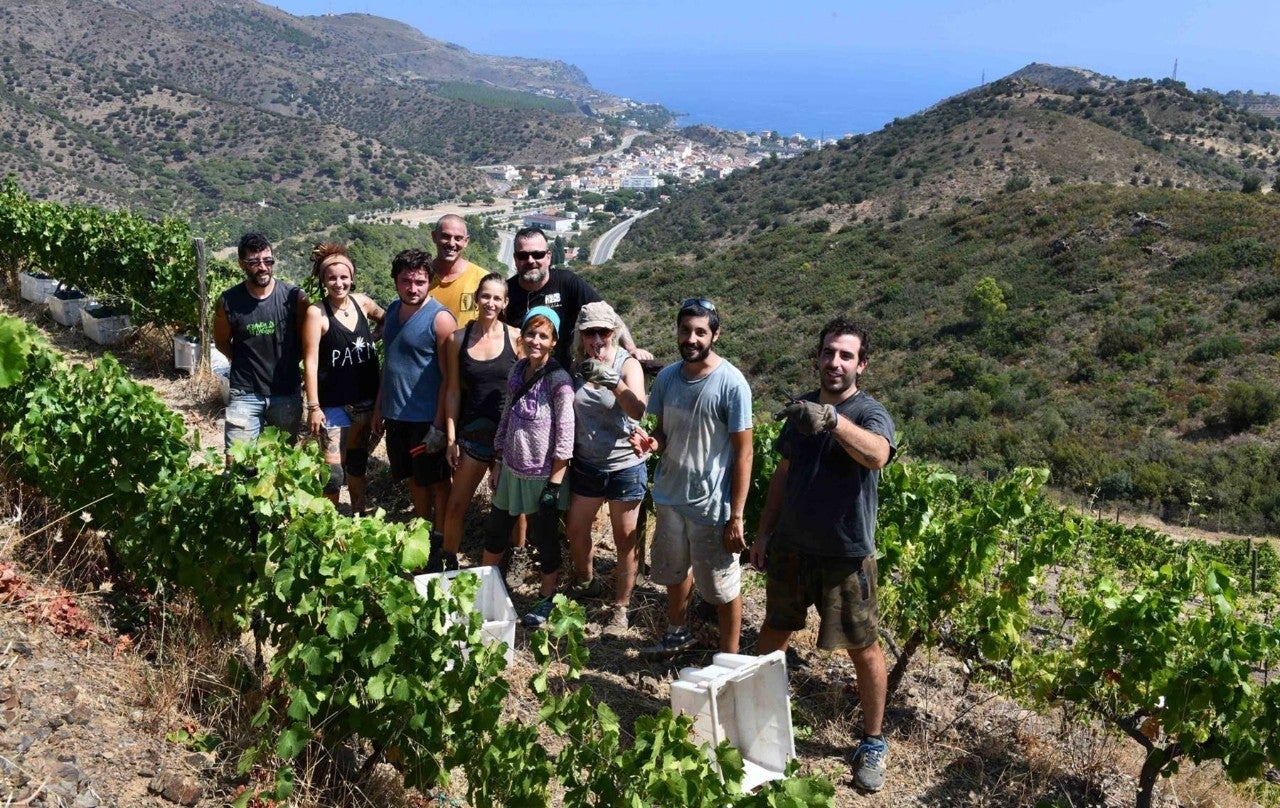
left=1172, top=59, right=1178, bottom=82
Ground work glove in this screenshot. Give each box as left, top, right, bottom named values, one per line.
left=410, top=424, right=448, bottom=456
left=775, top=399, right=837, bottom=436
left=539, top=480, right=563, bottom=513
left=579, top=358, right=621, bottom=389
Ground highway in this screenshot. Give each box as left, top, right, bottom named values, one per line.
left=497, top=230, right=515, bottom=276
left=590, top=209, right=654, bottom=265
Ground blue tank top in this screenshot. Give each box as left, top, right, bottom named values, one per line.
left=381, top=297, right=447, bottom=422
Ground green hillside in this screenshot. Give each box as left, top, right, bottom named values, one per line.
left=0, top=0, right=633, bottom=232
left=587, top=185, right=1280, bottom=534
left=621, top=75, right=1276, bottom=247
left=586, top=71, right=1280, bottom=534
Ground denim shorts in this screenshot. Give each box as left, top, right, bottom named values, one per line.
left=225, top=390, right=301, bottom=452
left=459, top=436, right=497, bottom=464
left=568, top=459, right=647, bottom=501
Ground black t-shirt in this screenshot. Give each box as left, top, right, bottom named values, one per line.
left=506, top=270, right=602, bottom=368
left=776, top=390, right=896, bottom=558
left=221, top=280, right=303, bottom=396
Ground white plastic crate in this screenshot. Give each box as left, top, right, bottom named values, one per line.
left=173, top=335, right=229, bottom=374
left=19, top=271, right=58, bottom=304
left=80, top=303, right=131, bottom=345
left=174, top=334, right=199, bottom=371
left=47, top=287, right=89, bottom=327
left=413, top=566, right=517, bottom=665
left=216, top=366, right=230, bottom=404
left=670, top=651, right=795, bottom=791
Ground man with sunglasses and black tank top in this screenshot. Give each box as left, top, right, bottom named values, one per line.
left=214, top=232, right=308, bottom=465
left=505, top=227, right=652, bottom=368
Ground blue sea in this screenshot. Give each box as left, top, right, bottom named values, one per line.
left=574, top=51, right=977, bottom=139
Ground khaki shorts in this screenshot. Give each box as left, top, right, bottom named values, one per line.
left=763, top=531, right=880, bottom=651
left=649, top=504, right=740, bottom=605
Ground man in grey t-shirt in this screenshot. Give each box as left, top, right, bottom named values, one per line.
left=630, top=299, right=752, bottom=658
left=749, top=316, right=896, bottom=793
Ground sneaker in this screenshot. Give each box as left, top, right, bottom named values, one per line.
left=851, top=736, right=888, bottom=792
left=601, top=605, right=629, bottom=638
left=639, top=626, right=696, bottom=659
left=522, top=598, right=555, bottom=629
left=566, top=577, right=604, bottom=600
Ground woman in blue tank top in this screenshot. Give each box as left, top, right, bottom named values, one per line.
left=302, top=243, right=385, bottom=514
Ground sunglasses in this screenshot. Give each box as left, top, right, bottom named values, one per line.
left=514, top=250, right=549, bottom=261
left=242, top=257, right=276, bottom=268
left=581, top=327, right=613, bottom=337
left=680, top=297, right=716, bottom=312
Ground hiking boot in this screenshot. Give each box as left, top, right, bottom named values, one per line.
left=423, top=533, right=446, bottom=573
left=851, top=735, right=888, bottom=792
left=601, top=605, right=629, bottom=638
left=639, top=626, right=696, bottom=659
left=522, top=597, right=555, bottom=629
left=566, top=577, right=604, bottom=600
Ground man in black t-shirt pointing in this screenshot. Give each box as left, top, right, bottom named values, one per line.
left=749, top=316, right=897, bottom=794
left=505, top=227, right=651, bottom=368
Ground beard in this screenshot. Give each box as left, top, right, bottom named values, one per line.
left=518, top=265, right=547, bottom=285
left=680, top=343, right=711, bottom=364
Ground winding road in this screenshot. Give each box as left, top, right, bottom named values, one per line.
left=590, top=209, right=655, bottom=265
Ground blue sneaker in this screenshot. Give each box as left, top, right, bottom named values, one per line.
left=522, top=597, right=555, bottom=628
left=852, top=735, right=888, bottom=792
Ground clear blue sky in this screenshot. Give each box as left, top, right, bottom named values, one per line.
left=267, top=0, right=1279, bottom=136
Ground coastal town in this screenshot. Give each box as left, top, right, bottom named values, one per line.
left=366, top=117, right=841, bottom=261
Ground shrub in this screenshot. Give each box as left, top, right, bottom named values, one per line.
left=1220, top=381, right=1280, bottom=431
left=1187, top=335, right=1245, bottom=363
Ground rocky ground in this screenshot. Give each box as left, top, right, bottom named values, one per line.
left=0, top=292, right=1265, bottom=807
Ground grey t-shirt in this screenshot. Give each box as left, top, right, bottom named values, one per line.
left=777, top=390, right=896, bottom=558
left=647, top=360, right=753, bottom=525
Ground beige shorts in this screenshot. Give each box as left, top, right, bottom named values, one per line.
left=649, top=504, right=740, bottom=605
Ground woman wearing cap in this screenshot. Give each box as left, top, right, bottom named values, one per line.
left=564, top=301, right=649, bottom=634
left=302, top=242, right=385, bottom=513
left=481, top=305, right=575, bottom=628
left=438, top=273, right=522, bottom=570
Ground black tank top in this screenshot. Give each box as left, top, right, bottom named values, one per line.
left=318, top=298, right=380, bottom=407
left=222, top=280, right=302, bottom=395
left=458, top=321, right=517, bottom=442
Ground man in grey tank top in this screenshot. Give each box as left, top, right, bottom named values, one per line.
left=214, top=233, right=308, bottom=464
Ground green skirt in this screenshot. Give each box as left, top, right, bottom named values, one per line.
left=493, top=466, right=570, bottom=515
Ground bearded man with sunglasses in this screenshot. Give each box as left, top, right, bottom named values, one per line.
left=506, top=227, right=651, bottom=368
left=214, top=232, right=308, bottom=463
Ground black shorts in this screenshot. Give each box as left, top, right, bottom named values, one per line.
left=763, top=531, right=879, bottom=651
left=384, top=419, right=450, bottom=486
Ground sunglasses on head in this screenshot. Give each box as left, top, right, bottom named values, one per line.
left=514, top=250, right=549, bottom=261
left=680, top=297, right=716, bottom=312
left=242, top=257, right=276, bottom=268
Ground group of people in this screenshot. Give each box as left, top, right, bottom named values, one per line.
left=213, top=218, right=897, bottom=792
